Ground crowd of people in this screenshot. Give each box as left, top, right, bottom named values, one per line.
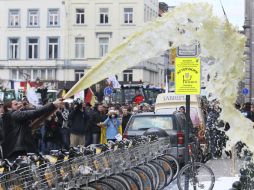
left=1, top=91, right=253, bottom=162
left=0, top=96, right=154, bottom=160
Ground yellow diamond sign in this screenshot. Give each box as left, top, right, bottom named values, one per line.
left=175, top=57, right=201, bottom=95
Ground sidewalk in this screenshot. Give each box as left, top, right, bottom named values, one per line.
left=165, top=158, right=243, bottom=190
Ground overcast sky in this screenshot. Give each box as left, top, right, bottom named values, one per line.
left=160, top=0, right=244, bottom=29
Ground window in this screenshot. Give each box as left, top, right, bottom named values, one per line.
left=12, top=69, right=18, bottom=80
left=128, top=116, right=174, bottom=130
left=75, top=70, right=84, bottom=81
left=75, top=37, right=85, bottom=58
left=33, top=69, right=45, bottom=80
left=48, top=37, right=59, bottom=59
left=9, top=38, right=19, bottom=59
left=41, top=69, right=46, bottom=80
left=9, top=10, right=20, bottom=27
left=124, top=8, right=133, bottom=24
left=76, top=8, right=85, bottom=24
left=32, top=69, right=53, bottom=80
left=99, top=37, right=109, bottom=57
left=123, top=70, right=133, bottom=82
left=100, top=8, right=109, bottom=24
left=10, top=69, right=31, bottom=80
left=20, top=69, right=31, bottom=80
left=27, top=38, right=39, bottom=59
left=28, top=10, right=39, bottom=27
left=48, top=9, right=59, bottom=26
left=47, top=69, right=55, bottom=80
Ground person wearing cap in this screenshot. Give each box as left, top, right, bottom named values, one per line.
left=98, top=109, right=120, bottom=142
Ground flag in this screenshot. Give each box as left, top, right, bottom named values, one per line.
left=26, top=87, right=39, bottom=106
left=74, top=90, right=84, bottom=102
left=26, top=81, right=31, bottom=93
left=85, top=88, right=96, bottom=107
left=107, top=75, right=121, bottom=89
left=61, top=89, right=66, bottom=98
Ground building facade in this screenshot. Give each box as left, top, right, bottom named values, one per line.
left=0, top=0, right=164, bottom=91
left=244, top=0, right=253, bottom=102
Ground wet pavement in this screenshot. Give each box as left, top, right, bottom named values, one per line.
left=165, top=158, right=243, bottom=190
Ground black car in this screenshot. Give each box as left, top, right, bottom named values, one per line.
left=123, top=112, right=188, bottom=165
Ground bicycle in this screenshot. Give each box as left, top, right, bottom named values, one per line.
left=0, top=135, right=180, bottom=190
left=177, top=144, right=215, bottom=190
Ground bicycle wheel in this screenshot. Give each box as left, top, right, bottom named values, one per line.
left=138, top=165, right=156, bottom=190
left=153, top=158, right=173, bottom=185
left=160, top=154, right=180, bottom=180
left=132, top=167, right=153, bottom=190
left=101, top=177, right=128, bottom=190
left=119, top=173, right=140, bottom=190
left=87, top=181, right=115, bottom=190
left=145, top=163, right=160, bottom=190
left=110, top=175, right=131, bottom=190
left=124, top=169, right=144, bottom=190
left=148, top=161, right=167, bottom=190
left=177, top=162, right=215, bottom=190
left=71, top=188, right=96, bottom=190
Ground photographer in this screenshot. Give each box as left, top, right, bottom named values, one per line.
left=98, top=109, right=120, bottom=142
left=68, top=98, right=89, bottom=147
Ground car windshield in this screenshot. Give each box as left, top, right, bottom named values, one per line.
left=156, top=107, right=200, bottom=126
left=128, top=115, right=174, bottom=130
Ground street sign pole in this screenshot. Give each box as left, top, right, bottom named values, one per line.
left=175, top=48, right=200, bottom=190
left=184, top=95, right=190, bottom=190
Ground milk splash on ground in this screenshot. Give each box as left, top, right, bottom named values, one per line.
left=65, top=3, right=249, bottom=152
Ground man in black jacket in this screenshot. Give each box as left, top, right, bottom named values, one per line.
left=2, top=99, right=63, bottom=160
left=68, top=99, right=89, bottom=147
left=121, top=107, right=132, bottom=133
left=88, top=104, right=107, bottom=144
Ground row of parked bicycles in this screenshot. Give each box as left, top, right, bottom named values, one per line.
left=0, top=135, right=215, bottom=190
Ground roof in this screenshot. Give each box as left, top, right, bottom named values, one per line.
left=132, top=112, right=174, bottom=117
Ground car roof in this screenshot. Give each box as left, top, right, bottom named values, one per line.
left=132, top=112, right=175, bottom=117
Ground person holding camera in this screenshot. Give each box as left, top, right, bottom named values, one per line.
left=98, top=109, right=120, bottom=142
left=2, top=99, right=64, bottom=160
left=68, top=98, right=89, bottom=147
